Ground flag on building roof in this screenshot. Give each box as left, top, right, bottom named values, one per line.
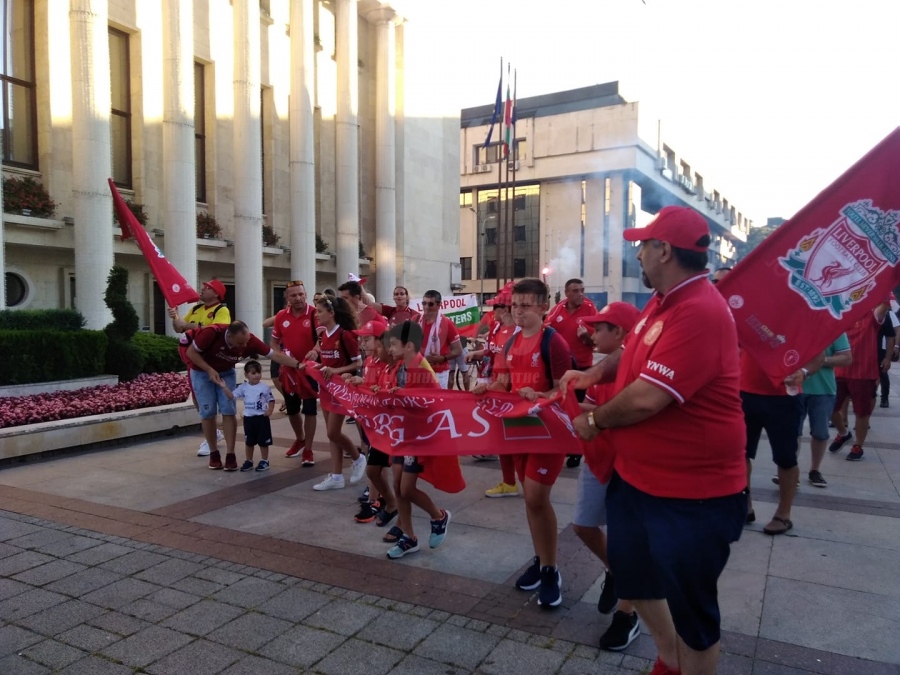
left=483, top=59, right=503, bottom=148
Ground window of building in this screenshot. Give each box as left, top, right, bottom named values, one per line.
left=513, top=258, right=526, bottom=277
left=5, top=271, right=27, bottom=306
left=194, top=62, right=206, bottom=202
left=460, top=257, right=472, bottom=281
left=109, top=28, right=132, bottom=187
left=1, top=0, right=36, bottom=169
left=514, top=225, right=526, bottom=242
left=485, top=259, right=497, bottom=278
left=485, top=227, right=497, bottom=245
left=459, top=191, right=472, bottom=208
left=486, top=198, right=498, bottom=214
left=475, top=142, right=501, bottom=166
left=514, top=195, right=526, bottom=211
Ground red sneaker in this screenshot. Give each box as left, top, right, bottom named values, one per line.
left=650, top=657, right=681, bottom=675
left=285, top=440, right=303, bottom=458
left=223, top=453, right=238, bottom=472
left=208, top=450, right=223, bottom=470
left=301, top=449, right=315, bottom=466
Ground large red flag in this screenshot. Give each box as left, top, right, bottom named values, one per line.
left=108, top=179, right=200, bottom=307
left=717, top=128, right=900, bottom=379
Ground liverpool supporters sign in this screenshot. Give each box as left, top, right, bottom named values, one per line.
left=410, top=294, right=482, bottom=337
left=306, top=365, right=577, bottom=456
left=717, top=128, right=900, bottom=379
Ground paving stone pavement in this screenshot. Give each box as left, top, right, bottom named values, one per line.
left=0, top=510, right=653, bottom=674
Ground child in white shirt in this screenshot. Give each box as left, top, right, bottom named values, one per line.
left=232, top=360, right=275, bottom=472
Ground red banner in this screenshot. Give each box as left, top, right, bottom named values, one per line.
left=717, top=128, right=900, bottom=379
left=108, top=179, right=200, bottom=307
left=305, top=364, right=579, bottom=456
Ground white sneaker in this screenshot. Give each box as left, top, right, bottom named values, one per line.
left=197, top=440, right=211, bottom=457
left=216, top=429, right=224, bottom=443
left=313, top=475, right=345, bottom=491
left=349, top=454, right=368, bottom=485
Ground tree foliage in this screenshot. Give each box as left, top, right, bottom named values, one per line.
left=733, top=224, right=781, bottom=262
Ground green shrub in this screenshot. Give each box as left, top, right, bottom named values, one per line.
left=103, top=266, right=144, bottom=380
left=132, top=333, right=183, bottom=374
left=0, top=330, right=107, bottom=385
left=0, top=309, right=86, bottom=332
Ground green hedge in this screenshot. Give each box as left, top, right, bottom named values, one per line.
left=132, top=332, right=183, bottom=374
left=0, top=330, right=108, bottom=385
left=0, top=309, right=86, bottom=332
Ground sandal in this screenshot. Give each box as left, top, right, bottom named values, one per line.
left=383, top=525, right=403, bottom=543
left=375, top=509, right=398, bottom=528
left=763, top=516, right=793, bottom=535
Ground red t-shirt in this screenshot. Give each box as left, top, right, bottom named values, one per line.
left=740, top=351, right=790, bottom=396
left=494, top=328, right=572, bottom=394
left=184, top=325, right=271, bottom=373
left=610, top=274, right=746, bottom=499
left=318, top=325, right=361, bottom=368
left=544, top=299, right=597, bottom=368
left=485, top=322, right=517, bottom=375
left=835, top=311, right=884, bottom=381
left=271, top=304, right=318, bottom=358
left=362, top=356, right=389, bottom=387
left=381, top=304, right=420, bottom=327
left=357, top=305, right=385, bottom=327
left=418, top=316, right=461, bottom=373
left=584, top=381, right=618, bottom=483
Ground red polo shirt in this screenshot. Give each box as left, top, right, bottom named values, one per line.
left=544, top=299, right=597, bottom=368
left=835, top=311, right=884, bottom=381
left=271, top=304, right=318, bottom=358
left=380, top=304, right=420, bottom=327
left=610, top=274, right=746, bottom=499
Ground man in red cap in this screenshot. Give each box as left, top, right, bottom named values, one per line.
left=562, top=206, right=746, bottom=675
left=168, top=279, right=232, bottom=457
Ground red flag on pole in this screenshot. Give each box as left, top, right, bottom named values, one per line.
left=717, top=128, right=900, bottom=379
left=108, top=178, right=200, bottom=307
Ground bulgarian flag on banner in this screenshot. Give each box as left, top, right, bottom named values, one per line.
left=410, top=294, right=482, bottom=338
left=502, top=65, right=513, bottom=157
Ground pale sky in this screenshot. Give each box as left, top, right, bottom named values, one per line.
left=408, top=0, right=899, bottom=226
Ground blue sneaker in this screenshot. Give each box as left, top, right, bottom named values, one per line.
left=239, top=460, right=254, bottom=472
left=537, top=566, right=562, bottom=608
left=386, top=535, right=419, bottom=559
left=515, top=557, right=541, bottom=591
left=255, top=459, right=270, bottom=472
left=429, top=510, right=451, bottom=548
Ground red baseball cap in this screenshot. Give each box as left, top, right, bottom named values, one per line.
left=202, top=279, right=226, bottom=300
left=583, top=302, right=641, bottom=332
left=353, top=320, right=387, bottom=338
left=622, top=206, right=710, bottom=252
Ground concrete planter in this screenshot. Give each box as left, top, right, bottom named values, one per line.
left=0, top=375, right=119, bottom=399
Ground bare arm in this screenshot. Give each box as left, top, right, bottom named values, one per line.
left=560, top=348, right=622, bottom=395
left=574, top=378, right=674, bottom=440
left=826, top=349, right=852, bottom=369
left=262, top=315, right=277, bottom=329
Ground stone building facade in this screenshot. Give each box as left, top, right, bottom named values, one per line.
left=459, top=83, right=750, bottom=308
left=0, top=0, right=460, bottom=332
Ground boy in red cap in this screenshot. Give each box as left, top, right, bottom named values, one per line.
left=571, top=302, right=642, bottom=651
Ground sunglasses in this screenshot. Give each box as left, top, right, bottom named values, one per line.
left=286, top=280, right=305, bottom=288
left=422, top=300, right=438, bottom=307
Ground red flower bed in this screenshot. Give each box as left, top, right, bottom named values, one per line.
left=0, top=373, right=190, bottom=429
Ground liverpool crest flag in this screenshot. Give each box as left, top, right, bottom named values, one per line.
left=717, top=128, right=900, bottom=379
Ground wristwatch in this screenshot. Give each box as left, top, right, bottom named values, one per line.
left=800, top=367, right=809, bottom=378
left=587, top=410, right=597, bottom=428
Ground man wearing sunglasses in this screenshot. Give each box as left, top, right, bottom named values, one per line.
left=270, top=281, right=321, bottom=464
left=418, top=290, right=462, bottom=389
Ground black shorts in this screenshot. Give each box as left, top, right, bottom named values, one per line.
left=741, top=392, right=801, bottom=469
left=243, top=415, right=273, bottom=447
left=392, top=455, right=424, bottom=473
left=284, top=393, right=317, bottom=416
left=270, top=360, right=281, bottom=379
left=368, top=447, right=391, bottom=468
left=607, top=474, right=746, bottom=651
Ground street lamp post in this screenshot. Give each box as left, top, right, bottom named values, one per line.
left=480, top=214, right=496, bottom=305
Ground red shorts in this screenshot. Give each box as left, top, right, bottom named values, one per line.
left=511, top=453, right=565, bottom=486
left=834, top=378, right=877, bottom=418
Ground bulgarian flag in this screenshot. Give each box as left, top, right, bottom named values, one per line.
left=502, top=66, right=513, bottom=157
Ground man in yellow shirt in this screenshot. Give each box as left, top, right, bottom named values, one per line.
left=167, top=279, right=232, bottom=456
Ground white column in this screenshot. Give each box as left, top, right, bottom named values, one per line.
left=289, top=0, right=316, bottom=287
left=583, top=176, right=604, bottom=293
left=605, top=174, right=626, bottom=303
left=368, top=7, right=397, bottom=302
left=161, top=0, right=196, bottom=332
left=335, top=0, right=359, bottom=281
left=232, top=0, right=263, bottom=333
left=70, top=0, right=113, bottom=328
